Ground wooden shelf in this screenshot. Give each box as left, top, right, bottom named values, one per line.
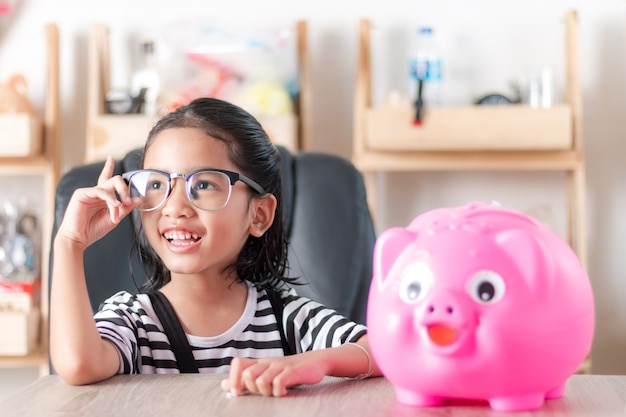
left=0, top=23, right=59, bottom=376
left=353, top=10, right=589, bottom=373
left=353, top=11, right=585, bottom=259
left=354, top=13, right=583, bottom=155
left=86, top=21, right=311, bottom=163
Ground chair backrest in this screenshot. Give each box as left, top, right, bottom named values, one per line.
left=50, top=146, right=376, bottom=324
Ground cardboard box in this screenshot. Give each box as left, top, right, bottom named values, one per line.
left=0, top=291, right=33, bottom=312
left=0, top=307, right=40, bottom=356
left=365, top=104, right=573, bottom=151
left=0, top=280, right=41, bottom=310
left=0, top=113, right=43, bottom=157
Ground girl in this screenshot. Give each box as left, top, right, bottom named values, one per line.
left=50, top=97, right=379, bottom=397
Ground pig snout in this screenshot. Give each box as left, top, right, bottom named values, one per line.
left=417, top=291, right=476, bottom=350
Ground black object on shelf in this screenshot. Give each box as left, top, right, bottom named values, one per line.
left=474, top=93, right=513, bottom=106
left=414, top=79, right=424, bottom=125
left=105, top=87, right=147, bottom=114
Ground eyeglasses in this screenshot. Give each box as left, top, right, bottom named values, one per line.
left=122, top=168, right=267, bottom=212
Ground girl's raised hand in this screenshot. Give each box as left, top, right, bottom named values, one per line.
left=55, top=156, right=140, bottom=251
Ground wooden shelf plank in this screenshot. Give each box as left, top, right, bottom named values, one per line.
left=0, top=156, right=54, bottom=174
left=354, top=149, right=584, bottom=172
left=0, top=349, right=47, bottom=369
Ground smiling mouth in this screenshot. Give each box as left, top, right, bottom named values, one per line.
left=163, top=231, right=201, bottom=245
left=427, top=324, right=459, bottom=346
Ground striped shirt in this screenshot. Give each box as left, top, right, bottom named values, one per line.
left=94, top=285, right=367, bottom=374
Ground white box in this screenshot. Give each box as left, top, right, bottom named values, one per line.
left=0, top=291, right=33, bottom=312
left=0, top=308, right=40, bottom=356
left=0, top=113, right=43, bottom=157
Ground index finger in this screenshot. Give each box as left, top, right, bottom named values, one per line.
left=226, top=357, right=255, bottom=397
left=97, top=156, right=116, bottom=186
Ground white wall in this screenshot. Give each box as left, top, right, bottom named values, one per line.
left=0, top=0, right=625, bottom=393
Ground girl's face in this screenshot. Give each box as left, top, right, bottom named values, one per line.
left=140, top=127, right=275, bottom=281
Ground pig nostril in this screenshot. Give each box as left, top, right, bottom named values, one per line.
left=426, top=305, right=454, bottom=314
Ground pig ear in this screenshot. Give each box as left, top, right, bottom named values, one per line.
left=495, top=229, right=554, bottom=296
left=374, top=227, right=417, bottom=289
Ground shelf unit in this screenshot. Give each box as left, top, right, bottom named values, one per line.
left=86, top=21, right=311, bottom=163
left=0, top=23, right=60, bottom=376
left=353, top=11, right=585, bottom=266
left=354, top=11, right=589, bottom=373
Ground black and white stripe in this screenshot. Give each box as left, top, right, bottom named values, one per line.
left=94, top=285, right=366, bottom=374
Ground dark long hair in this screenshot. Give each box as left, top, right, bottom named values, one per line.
left=133, top=97, right=293, bottom=292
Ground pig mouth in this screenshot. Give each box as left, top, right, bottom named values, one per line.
left=427, top=324, right=459, bottom=346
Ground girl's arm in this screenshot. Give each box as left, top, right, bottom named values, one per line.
left=49, top=157, right=139, bottom=385
left=222, top=335, right=381, bottom=397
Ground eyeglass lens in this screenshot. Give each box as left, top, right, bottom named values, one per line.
left=128, top=171, right=233, bottom=211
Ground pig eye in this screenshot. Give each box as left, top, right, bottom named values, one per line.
left=399, top=263, right=433, bottom=304
left=467, top=270, right=506, bottom=304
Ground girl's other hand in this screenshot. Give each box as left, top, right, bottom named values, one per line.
left=221, top=354, right=327, bottom=398
left=55, top=156, right=140, bottom=250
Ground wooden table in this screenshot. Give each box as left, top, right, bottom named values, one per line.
left=1, top=374, right=625, bottom=416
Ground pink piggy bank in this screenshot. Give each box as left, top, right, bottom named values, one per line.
left=367, top=202, right=594, bottom=412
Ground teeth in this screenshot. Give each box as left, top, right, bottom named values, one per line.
left=164, top=231, right=200, bottom=241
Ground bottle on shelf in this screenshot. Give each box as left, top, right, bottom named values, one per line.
left=130, top=39, right=161, bottom=117
left=409, top=26, right=442, bottom=123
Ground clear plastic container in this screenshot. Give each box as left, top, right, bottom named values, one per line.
left=409, top=26, right=442, bottom=108
left=130, top=40, right=161, bottom=116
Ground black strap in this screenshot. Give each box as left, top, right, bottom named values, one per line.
left=147, top=289, right=294, bottom=373
left=147, top=291, right=199, bottom=373
left=267, top=289, right=295, bottom=356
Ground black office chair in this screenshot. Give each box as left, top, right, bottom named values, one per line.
left=49, top=145, right=376, bottom=324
